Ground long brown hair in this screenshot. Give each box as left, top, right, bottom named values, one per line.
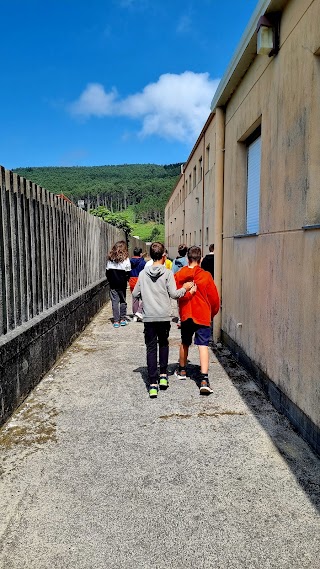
left=108, top=240, right=129, bottom=263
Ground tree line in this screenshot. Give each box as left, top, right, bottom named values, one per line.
left=13, top=163, right=181, bottom=225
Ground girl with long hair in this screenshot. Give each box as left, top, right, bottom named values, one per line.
left=106, top=240, right=131, bottom=327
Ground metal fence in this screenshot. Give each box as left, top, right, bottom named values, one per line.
left=0, top=166, right=124, bottom=337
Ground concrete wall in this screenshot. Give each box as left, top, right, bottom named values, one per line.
left=165, top=114, right=217, bottom=259
left=222, top=0, right=320, bottom=451
left=128, top=236, right=149, bottom=257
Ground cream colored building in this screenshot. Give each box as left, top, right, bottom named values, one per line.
left=165, top=0, right=320, bottom=455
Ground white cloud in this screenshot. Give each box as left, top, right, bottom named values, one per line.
left=69, top=84, right=118, bottom=117
left=69, top=72, right=220, bottom=142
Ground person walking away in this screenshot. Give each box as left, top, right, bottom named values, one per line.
left=106, top=240, right=131, bottom=328
left=132, top=242, right=194, bottom=398
left=201, top=243, right=215, bottom=279
left=174, top=246, right=219, bottom=394
left=129, top=247, right=145, bottom=321
left=172, top=244, right=188, bottom=274
left=172, top=243, right=188, bottom=328
left=164, top=249, right=173, bottom=270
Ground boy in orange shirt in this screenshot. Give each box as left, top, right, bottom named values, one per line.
left=174, top=246, right=220, bottom=394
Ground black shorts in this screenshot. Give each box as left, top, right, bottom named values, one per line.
left=180, top=319, right=211, bottom=347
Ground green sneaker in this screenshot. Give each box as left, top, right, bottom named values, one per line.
left=149, top=384, right=158, bottom=398
left=159, top=374, right=169, bottom=390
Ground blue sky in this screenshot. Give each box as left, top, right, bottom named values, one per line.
left=1, top=0, right=258, bottom=169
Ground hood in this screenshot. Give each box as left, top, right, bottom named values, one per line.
left=145, top=264, right=166, bottom=282
left=179, top=265, right=205, bottom=283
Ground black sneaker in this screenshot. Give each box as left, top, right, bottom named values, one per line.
left=200, top=377, right=213, bottom=395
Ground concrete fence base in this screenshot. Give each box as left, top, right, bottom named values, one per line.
left=0, top=279, right=109, bottom=427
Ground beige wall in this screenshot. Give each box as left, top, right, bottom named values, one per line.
left=222, top=0, right=320, bottom=428
left=165, top=0, right=320, bottom=440
left=165, top=115, right=217, bottom=259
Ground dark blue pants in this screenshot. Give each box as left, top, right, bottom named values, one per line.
left=144, top=322, right=171, bottom=383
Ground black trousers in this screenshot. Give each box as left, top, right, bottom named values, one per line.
left=144, top=322, right=171, bottom=383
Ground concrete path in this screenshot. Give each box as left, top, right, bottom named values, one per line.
left=0, top=300, right=319, bottom=569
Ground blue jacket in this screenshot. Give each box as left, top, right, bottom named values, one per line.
left=130, top=256, right=146, bottom=277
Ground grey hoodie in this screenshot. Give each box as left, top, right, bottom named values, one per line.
left=132, top=264, right=186, bottom=322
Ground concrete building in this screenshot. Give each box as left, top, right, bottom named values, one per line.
left=165, top=0, right=320, bottom=455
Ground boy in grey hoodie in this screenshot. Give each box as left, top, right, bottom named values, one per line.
left=132, top=242, right=195, bottom=398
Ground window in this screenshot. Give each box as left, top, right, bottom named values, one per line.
left=189, top=174, right=192, bottom=193
left=199, top=157, right=203, bottom=181
left=205, top=227, right=209, bottom=246
left=246, top=128, right=261, bottom=234
left=193, top=166, right=197, bottom=188
left=206, top=144, right=210, bottom=172
left=194, top=230, right=196, bottom=244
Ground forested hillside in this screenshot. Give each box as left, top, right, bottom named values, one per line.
left=13, top=164, right=181, bottom=225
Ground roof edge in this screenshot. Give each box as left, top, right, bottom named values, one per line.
left=211, top=0, right=273, bottom=111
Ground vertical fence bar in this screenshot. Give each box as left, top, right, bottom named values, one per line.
left=77, top=213, right=82, bottom=291
left=23, top=178, right=32, bottom=321
left=33, top=184, right=43, bottom=314
left=27, top=181, right=37, bottom=318
left=37, top=186, right=47, bottom=311
left=49, top=192, right=57, bottom=307
left=42, top=188, right=51, bottom=309
left=52, top=194, right=60, bottom=304
left=71, top=205, right=76, bottom=295
left=17, top=175, right=28, bottom=324
left=60, top=199, right=67, bottom=300
left=4, top=170, right=15, bottom=330
left=0, top=167, right=7, bottom=334
left=12, top=174, right=22, bottom=327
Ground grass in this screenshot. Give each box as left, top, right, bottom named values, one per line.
left=131, top=222, right=165, bottom=243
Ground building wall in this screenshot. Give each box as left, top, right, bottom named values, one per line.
left=165, top=115, right=217, bottom=259
left=165, top=0, right=320, bottom=452
left=222, top=0, right=320, bottom=431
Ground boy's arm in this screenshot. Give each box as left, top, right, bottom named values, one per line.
left=207, top=277, right=220, bottom=318
left=183, top=284, right=197, bottom=300
left=167, top=271, right=187, bottom=299
left=132, top=277, right=141, bottom=299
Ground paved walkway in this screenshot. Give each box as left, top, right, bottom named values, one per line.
left=0, top=300, right=320, bottom=569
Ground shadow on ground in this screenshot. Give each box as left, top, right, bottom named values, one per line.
left=211, top=342, right=320, bottom=514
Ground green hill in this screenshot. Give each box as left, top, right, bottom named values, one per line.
left=13, top=164, right=181, bottom=226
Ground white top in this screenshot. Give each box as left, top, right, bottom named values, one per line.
left=106, top=259, right=131, bottom=271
